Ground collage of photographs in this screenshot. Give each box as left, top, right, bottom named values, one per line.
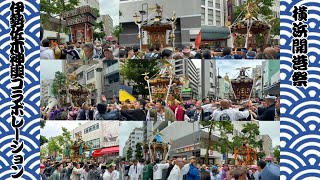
left=40, top=0, right=280, bottom=179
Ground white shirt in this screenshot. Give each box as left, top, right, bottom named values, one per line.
left=70, top=167, right=83, bottom=180
left=167, top=164, right=190, bottom=180
left=128, top=164, right=141, bottom=178
left=111, top=170, right=119, bottom=180
left=211, top=108, right=249, bottom=121
left=80, top=169, right=89, bottom=180
left=40, top=47, right=54, bottom=59
left=202, top=104, right=217, bottom=113
left=153, top=163, right=169, bottom=179
left=103, top=170, right=113, bottom=180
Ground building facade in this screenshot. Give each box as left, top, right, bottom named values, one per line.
left=200, top=59, right=217, bottom=99
left=257, top=134, right=273, bottom=157
left=70, top=121, right=120, bottom=161
left=101, top=14, right=114, bottom=36
left=147, top=121, right=201, bottom=160
left=119, top=0, right=201, bottom=48
left=41, top=79, right=53, bottom=106
left=175, top=59, right=199, bottom=99
left=73, top=60, right=120, bottom=105
left=122, top=128, right=144, bottom=160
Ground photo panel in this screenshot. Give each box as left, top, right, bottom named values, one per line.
left=199, top=121, right=280, bottom=180
left=40, top=121, right=120, bottom=179
left=40, top=59, right=120, bottom=120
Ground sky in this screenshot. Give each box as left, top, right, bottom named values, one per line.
left=100, top=0, right=119, bottom=26
left=40, top=60, right=64, bottom=81
left=259, top=121, right=280, bottom=148
left=191, top=60, right=264, bottom=79
left=41, top=121, right=88, bottom=138
left=119, top=121, right=143, bottom=156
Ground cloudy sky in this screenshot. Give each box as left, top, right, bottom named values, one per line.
left=41, top=121, right=88, bottom=138
left=259, top=121, right=280, bottom=148
left=40, top=60, right=64, bottom=81
left=191, top=60, right=264, bottom=79
left=119, top=121, right=143, bottom=156
left=100, top=0, right=119, bottom=26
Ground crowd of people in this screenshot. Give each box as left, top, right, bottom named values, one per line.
left=40, top=159, right=120, bottom=180
left=119, top=156, right=279, bottom=180
left=41, top=93, right=280, bottom=121
left=120, top=156, right=200, bottom=180
left=200, top=158, right=279, bottom=180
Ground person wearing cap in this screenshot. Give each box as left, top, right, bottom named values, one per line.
left=257, top=95, right=276, bottom=121
left=153, top=158, right=170, bottom=180
left=128, top=159, right=141, bottom=180
left=167, top=158, right=190, bottom=180
left=186, top=156, right=200, bottom=180
left=249, top=165, right=259, bottom=180
left=40, top=164, right=47, bottom=180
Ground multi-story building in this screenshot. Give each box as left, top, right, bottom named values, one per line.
left=101, top=14, right=114, bottom=36
left=200, top=60, right=216, bottom=99
left=147, top=121, right=201, bottom=160
left=41, top=79, right=53, bottom=106
left=175, top=59, right=199, bottom=99
left=122, top=128, right=144, bottom=160
left=73, top=60, right=120, bottom=105
left=119, top=0, right=201, bottom=48
left=263, top=60, right=280, bottom=96
left=257, top=134, right=273, bottom=156
left=217, top=75, right=231, bottom=99
left=76, top=0, right=100, bottom=10
left=70, top=121, right=120, bottom=161
left=251, top=65, right=263, bottom=98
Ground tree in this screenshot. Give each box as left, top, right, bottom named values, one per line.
left=40, top=0, right=80, bottom=35
left=120, top=60, right=160, bottom=96
left=127, top=147, right=133, bottom=160
left=41, top=135, right=49, bottom=146
left=135, top=143, right=143, bottom=161
left=40, top=147, right=48, bottom=160
left=47, top=137, right=62, bottom=159
left=40, top=120, right=46, bottom=129
left=241, top=123, right=262, bottom=149
left=201, top=121, right=233, bottom=165
left=51, top=71, right=67, bottom=98
left=112, top=25, right=124, bottom=41
left=273, top=145, right=280, bottom=163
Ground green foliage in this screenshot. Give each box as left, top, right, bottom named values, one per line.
left=112, top=25, right=124, bottom=40
left=51, top=71, right=67, bottom=98
left=40, top=135, right=49, bottom=146
left=257, top=152, right=266, bottom=160
left=45, top=127, right=72, bottom=159
left=40, top=119, right=46, bottom=129
left=47, top=137, right=62, bottom=158
left=120, top=60, right=160, bottom=96
left=271, top=18, right=280, bottom=36
left=127, top=147, right=133, bottom=160
left=135, top=142, right=143, bottom=161
left=200, top=121, right=234, bottom=164
left=40, top=0, right=80, bottom=32
left=273, top=145, right=280, bottom=162
left=93, top=31, right=106, bottom=40
left=40, top=147, right=48, bottom=160
left=241, top=123, right=262, bottom=149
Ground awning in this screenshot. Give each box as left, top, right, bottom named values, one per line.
left=201, top=25, right=230, bottom=41
left=92, top=146, right=119, bottom=157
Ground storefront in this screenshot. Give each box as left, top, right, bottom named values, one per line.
left=92, top=145, right=119, bottom=162
left=200, top=25, right=230, bottom=48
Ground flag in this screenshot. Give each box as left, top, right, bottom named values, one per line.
left=195, top=31, right=202, bottom=49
